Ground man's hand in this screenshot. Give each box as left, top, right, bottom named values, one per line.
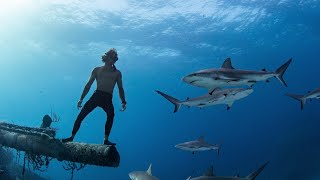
left=77, top=100, right=83, bottom=109
left=120, top=102, right=126, bottom=112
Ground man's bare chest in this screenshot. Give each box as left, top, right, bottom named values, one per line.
left=97, top=70, right=118, bottom=81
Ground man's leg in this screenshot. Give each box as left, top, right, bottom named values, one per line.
left=101, top=101, right=115, bottom=145
left=62, top=96, right=97, bottom=143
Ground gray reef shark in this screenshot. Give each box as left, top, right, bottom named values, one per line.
left=175, top=136, right=220, bottom=155
left=286, top=88, right=320, bottom=110
left=129, top=163, right=159, bottom=180
left=186, top=161, right=269, bottom=180
left=182, top=58, right=292, bottom=93
left=155, top=88, right=253, bottom=112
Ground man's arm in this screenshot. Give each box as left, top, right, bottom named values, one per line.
left=116, top=71, right=126, bottom=105
left=80, top=68, right=97, bottom=101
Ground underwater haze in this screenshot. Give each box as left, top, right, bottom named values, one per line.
left=0, top=0, right=319, bottom=179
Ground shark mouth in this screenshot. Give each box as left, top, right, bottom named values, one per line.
left=190, top=80, right=198, bottom=84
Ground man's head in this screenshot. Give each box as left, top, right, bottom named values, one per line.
left=102, top=48, right=118, bottom=64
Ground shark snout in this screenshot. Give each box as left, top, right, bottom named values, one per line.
left=236, top=88, right=254, bottom=98
left=182, top=73, right=208, bottom=84
left=243, top=88, right=254, bottom=94
left=182, top=74, right=196, bottom=83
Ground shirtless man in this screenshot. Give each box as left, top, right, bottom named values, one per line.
left=62, top=48, right=126, bottom=145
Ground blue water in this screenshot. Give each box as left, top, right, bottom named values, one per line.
left=0, top=0, right=319, bottom=179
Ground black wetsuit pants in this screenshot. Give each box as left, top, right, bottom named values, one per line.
left=71, top=90, right=115, bottom=137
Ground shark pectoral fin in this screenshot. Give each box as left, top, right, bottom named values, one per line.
left=227, top=102, right=233, bottom=110
left=221, top=57, right=235, bottom=69
left=248, top=80, right=256, bottom=87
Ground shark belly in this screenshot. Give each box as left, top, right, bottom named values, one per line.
left=130, top=172, right=159, bottom=180
left=197, top=97, right=225, bottom=108
left=308, top=93, right=320, bottom=99
left=191, top=77, right=258, bottom=89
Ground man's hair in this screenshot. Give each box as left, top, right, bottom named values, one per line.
left=102, top=48, right=118, bottom=63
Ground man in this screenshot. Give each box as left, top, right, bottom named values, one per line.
left=62, top=48, right=126, bottom=145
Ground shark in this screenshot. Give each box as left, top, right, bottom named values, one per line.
left=129, top=163, right=159, bottom=180
left=182, top=58, right=292, bottom=93
left=175, top=136, right=220, bottom=155
left=286, top=88, right=320, bottom=110
left=186, top=161, right=269, bottom=180
left=155, top=88, right=253, bottom=112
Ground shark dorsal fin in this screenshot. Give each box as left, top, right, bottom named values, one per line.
left=221, top=58, right=234, bottom=69
left=204, top=166, right=214, bottom=176
left=198, top=136, right=205, bottom=142
left=147, top=163, right=152, bottom=175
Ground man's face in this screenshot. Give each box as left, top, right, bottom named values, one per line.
left=102, top=52, right=118, bottom=64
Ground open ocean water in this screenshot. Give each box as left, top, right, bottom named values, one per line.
left=0, top=0, right=319, bottom=179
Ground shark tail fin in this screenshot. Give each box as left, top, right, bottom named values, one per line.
left=155, top=90, right=182, bottom=113
left=275, top=58, right=292, bottom=87
left=286, top=93, right=306, bottom=110
left=246, top=161, right=269, bottom=180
